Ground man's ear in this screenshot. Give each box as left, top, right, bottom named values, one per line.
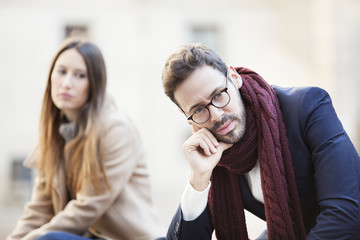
left=228, top=66, right=243, bottom=89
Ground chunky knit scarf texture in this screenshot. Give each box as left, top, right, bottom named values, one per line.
left=208, top=67, right=306, bottom=240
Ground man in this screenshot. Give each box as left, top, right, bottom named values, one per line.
left=161, top=43, right=360, bottom=240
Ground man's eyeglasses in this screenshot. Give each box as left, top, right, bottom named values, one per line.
left=184, top=73, right=230, bottom=124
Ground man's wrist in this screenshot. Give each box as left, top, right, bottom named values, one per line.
left=181, top=179, right=211, bottom=221
left=190, top=172, right=211, bottom=191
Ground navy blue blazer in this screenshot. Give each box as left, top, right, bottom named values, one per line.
left=167, top=86, right=360, bottom=239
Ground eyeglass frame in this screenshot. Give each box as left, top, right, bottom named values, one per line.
left=180, top=71, right=231, bottom=124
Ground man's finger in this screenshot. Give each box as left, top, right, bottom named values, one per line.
left=218, top=142, right=233, bottom=152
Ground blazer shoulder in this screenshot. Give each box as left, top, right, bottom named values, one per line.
left=273, top=86, right=332, bottom=115
left=273, top=86, right=329, bottom=102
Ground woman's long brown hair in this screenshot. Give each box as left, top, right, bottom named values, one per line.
left=38, top=38, right=109, bottom=196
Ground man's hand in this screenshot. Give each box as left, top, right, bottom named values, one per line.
left=183, top=126, right=233, bottom=191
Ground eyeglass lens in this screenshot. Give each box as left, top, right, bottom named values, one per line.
left=192, top=90, right=230, bottom=124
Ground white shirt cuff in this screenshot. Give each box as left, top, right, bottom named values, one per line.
left=180, top=180, right=211, bottom=221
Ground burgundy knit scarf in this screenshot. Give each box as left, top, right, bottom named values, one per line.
left=208, top=67, right=306, bottom=240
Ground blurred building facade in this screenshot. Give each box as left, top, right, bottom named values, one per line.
left=1, top=0, right=359, bottom=238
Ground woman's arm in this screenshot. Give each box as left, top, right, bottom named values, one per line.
left=6, top=175, right=54, bottom=240
left=16, top=112, right=143, bottom=239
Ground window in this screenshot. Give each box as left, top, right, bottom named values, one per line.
left=11, top=158, right=31, bottom=182
left=190, top=25, right=219, bottom=52
left=65, top=25, right=88, bottom=39
left=10, top=157, right=33, bottom=202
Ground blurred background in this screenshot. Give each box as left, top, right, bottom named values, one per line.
left=1, top=0, right=359, bottom=239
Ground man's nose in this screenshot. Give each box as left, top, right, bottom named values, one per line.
left=208, top=105, right=224, bottom=122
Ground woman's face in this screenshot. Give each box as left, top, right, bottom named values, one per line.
left=51, top=48, right=90, bottom=121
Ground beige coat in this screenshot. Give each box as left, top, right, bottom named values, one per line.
left=6, top=109, right=164, bottom=240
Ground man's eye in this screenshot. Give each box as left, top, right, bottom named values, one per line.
left=213, top=91, right=224, bottom=100
left=194, top=107, right=205, bottom=115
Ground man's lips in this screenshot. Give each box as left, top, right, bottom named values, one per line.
left=216, top=120, right=235, bottom=135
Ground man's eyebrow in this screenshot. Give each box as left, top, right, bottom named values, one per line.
left=187, top=85, right=223, bottom=114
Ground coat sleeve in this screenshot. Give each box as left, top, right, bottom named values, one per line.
left=300, top=87, right=360, bottom=239
left=6, top=175, right=54, bottom=240
left=12, top=112, right=144, bottom=240
left=166, top=204, right=213, bottom=240
left=6, top=147, right=55, bottom=240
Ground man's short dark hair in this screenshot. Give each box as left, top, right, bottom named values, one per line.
left=162, top=43, right=228, bottom=105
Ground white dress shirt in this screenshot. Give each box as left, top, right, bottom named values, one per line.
left=181, top=160, right=263, bottom=221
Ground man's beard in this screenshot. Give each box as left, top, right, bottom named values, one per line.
left=209, top=112, right=246, bottom=144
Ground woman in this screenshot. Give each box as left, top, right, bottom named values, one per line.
left=6, top=38, right=164, bottom=240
